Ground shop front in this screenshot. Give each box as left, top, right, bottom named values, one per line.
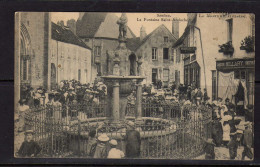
left=184, top=54, right=201, bottom=88
left=216, top=57, right=254, bottom=115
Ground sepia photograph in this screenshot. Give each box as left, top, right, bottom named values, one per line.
left=14, top=12, right=254, bottom=160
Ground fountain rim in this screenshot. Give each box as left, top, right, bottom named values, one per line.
left=101, top=75, right=146, bottom=80
left=65, top=117, right=177, bottom=139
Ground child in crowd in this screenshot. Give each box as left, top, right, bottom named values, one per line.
left=93, top=134, right=110, bottom=158
left=86, top=129, right=97, bottom=158
left=17, top=130, right=41, bottom=157
left=107, top=139, right=125, bottom=158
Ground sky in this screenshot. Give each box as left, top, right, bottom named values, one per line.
left=51, top=12, right=188, bottom=37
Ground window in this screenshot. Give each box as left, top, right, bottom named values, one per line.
left=241, top=71, right=246, bottom=80
left=184, top=67, right=189, bottom=86
left=163, top=48, right=169, bottom=60
left=21, top=55, right=30, bottom=81
left=97, top=64, right=101, bottom=76
left=234, top=70, right=246, bottom=80
left=227, top=19, right=233, bottom=42
left=22, top=58, right=28, bottom=80
left=152, top=68, right=158, bottom=84
left=235, top=70, right=240, bottom=79
left=94, top=46, right=101, bottom=57
left=170, top=48, right=175, bottom=62
left=176, top=50, right=180, bottom=63
left=164, top=36, right=169, bottom=43
left=163, top=69, right=169, bottom=82
left=212, top=70, right=217, bottom=100
left=152, top=47, right=158, bottom=60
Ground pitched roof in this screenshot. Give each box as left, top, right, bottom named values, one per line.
left=76, top=12, right=107, bottom=38
left=173, top=14, right=197, bottom=48
left=52, top=22, right=91, bottom=50
left=126, top=37, right=141, bottom=51
left=131, top=24, right=176, bottom=51
left=76, top=12, right=136, bottom=39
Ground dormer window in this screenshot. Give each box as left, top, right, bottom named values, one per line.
left=164, top=36, right=169, bottom=43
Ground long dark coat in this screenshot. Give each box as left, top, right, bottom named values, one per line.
left=228, top=138, right=238, bottom=160
left=212, top=120, right=223, bottom=146
left=242, top=129, right=253, bottom=159
left=18, top=140, right=41, bottom=157
left=125, top=130, right=141, bottom=158
left=204, top=143, right=215, bottom=159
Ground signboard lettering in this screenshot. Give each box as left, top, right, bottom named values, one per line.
left=216, top=59, right=254, bottom=70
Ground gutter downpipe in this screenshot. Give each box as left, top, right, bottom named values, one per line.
left=194, top=26, right=207, bottom=90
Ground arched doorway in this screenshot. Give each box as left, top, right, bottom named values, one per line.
left=129, top=54, right=136, bottom=76
left=51, top=63, right=57, bottom=90
left=20, top=23, right=31, bottom=100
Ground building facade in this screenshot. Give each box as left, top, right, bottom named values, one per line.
left=134, top=24, right=178, bottom=87
left=15, top=12, right=51, bottom=104
left=15, top=13, right=92, bottom=104
left=76, top=12, right=136, bottom=81
left=50, top=22, right=92, bottom=90
left=173, top=13, right=255, bottom=108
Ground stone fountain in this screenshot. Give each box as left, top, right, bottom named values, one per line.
left=102, top=13, right=145, bottom=125
left=66, top=13, right=179, bottom=157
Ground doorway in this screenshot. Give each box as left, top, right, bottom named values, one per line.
left=152, top=68, right=158, bottom=85
left=129, top=54, right=136, bottom=76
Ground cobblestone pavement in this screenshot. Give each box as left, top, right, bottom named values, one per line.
left=194, top=116, right=253, bottom=160
left=194, top=146, right=253, bottom=160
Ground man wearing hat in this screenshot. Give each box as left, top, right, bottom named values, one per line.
left=17, top=130, right=41, bottom=157
left=124, top=121, right=141, bottom=158
left=242, top=122, right=253, bottom=160
left=107, top=139, right=125, bottom=158
left=93, top=134, right=110, bottom=158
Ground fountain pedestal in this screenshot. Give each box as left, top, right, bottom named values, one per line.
left=102, top=76, right=145, bottom=124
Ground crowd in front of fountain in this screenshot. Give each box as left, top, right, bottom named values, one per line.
left=15, top=78, right=253, bottom=159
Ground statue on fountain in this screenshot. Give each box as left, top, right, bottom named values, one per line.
left=117, top=13, right=128, bottom=41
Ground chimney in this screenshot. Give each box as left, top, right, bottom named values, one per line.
left=172, top=20, right=179, bottom=39
left=57, top=20, right=64, bottom=27
left=67, top=19, right=76, bottom=34
left=78, top=12, right=85, bottom=20
left=140, top=25, right=147, bottom=41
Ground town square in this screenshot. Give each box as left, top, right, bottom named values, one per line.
left=14, top=12, right=254, bottom=160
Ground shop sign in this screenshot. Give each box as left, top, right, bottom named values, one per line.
left=216, top=59, right=255, bottom=70
left=180, top=47, right=196, bottom=54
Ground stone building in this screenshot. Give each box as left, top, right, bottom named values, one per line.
left=15, top=12, right=51, bottom=104
left=128, top=24, right=178, bottom=87
left=15, top=12, right=92, bottom=104
left=173, top=13, right=255, bottom=108
left=50, top=22, right=92, bottom=90
left=76, top=12, right=136, bottom=81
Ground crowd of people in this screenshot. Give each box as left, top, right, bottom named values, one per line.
left=17, top=120, right=141, bottom=159
left=204, top=97, right=253, bottom=160
left=19, top=78, right=107, bottom=109
left=16, top=79, right=108, bottom=131
left=16, top=79, right=253, bottom=160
